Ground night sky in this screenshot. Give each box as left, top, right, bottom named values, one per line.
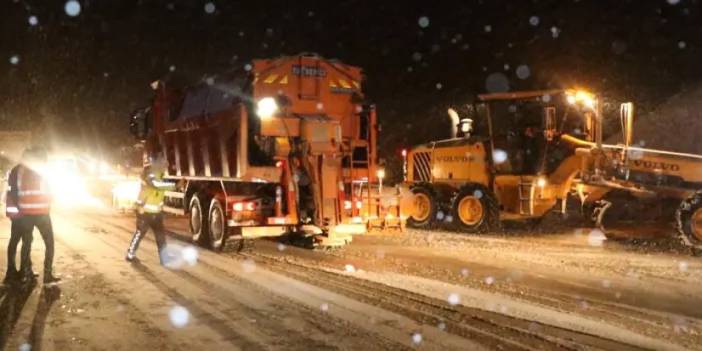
left=2, top=0, right=701, bottom=162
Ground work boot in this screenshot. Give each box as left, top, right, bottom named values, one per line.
left=2, top=270, right=19, bottom=286
left=43, top=271, right=61, bottom=285
left=20, top=269, right=38, bottom=285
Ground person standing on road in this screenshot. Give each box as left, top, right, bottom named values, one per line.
left=3, top=147, right=60, bottom=285
left=125, top=154, right=182, bottom=264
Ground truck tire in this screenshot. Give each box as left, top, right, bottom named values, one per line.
left=190, top=195, right=210, bottom=247
left=676, top=192, right=702, bottom=256
left=451, top=184, right=499, bottom=233
left=208, top=198, right=228, bottom=251
left=407, top=186, right=436, bottom=229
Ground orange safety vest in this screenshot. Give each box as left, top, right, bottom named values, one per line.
left=15, top=165, right=51, bottom=215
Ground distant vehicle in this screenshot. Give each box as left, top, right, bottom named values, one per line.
left=128, top=54, right=402, bottom=250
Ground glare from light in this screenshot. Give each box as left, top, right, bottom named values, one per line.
left=45, top=158, right=101, bottom=208
left=536, top=177, right=547, bottom=187
left=566, top=95, right=577, bottom=105
left=112, top=179, right=140, bottom=209
left=256, top=97, right=278, bottom=119
left=376, top=169, right=385, bottom=179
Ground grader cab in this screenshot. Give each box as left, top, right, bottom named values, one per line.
left=404, top=89, right=599, bottom=231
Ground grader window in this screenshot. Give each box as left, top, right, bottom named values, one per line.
left=488, top=100, right=546, bottom=175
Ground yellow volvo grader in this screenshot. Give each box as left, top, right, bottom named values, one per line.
left=577, top=103, right=702, bottom=254
left=403, top=89, right=598, bottom=232
left=404, top=88, right=702, bottom=254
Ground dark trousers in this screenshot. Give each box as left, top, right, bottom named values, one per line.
left=5, top=215, right=55, bottom=277
left=127, top=213, right=166, bottom=262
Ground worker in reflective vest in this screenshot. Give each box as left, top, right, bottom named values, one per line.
left=3, top=148, right=60, bottom=285
left=125, top=154, right=182, bottom=264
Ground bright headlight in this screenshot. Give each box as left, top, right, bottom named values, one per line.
left=256, top=97, right=278, bottom=119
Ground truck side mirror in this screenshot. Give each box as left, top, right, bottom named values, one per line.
left=543, top=106, right=557, bottom=141
left=129, top=107, right=150, bottom=141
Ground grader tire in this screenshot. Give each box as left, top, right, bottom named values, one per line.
left=451, top=184, right=500, bottom=233
left=407, top=186, right=437, bottom=229
left=676, top=192, right=702, bottom=256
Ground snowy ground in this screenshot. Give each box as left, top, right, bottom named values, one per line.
left=0, top=206, right=701, bottom=350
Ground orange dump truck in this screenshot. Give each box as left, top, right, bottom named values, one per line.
left=129, top=54, right=402, bottom=250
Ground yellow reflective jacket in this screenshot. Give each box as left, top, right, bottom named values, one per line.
left=137, top=166, right=175, bottom=214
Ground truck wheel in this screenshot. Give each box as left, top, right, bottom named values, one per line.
left=208, top=198, right=228, bottom=251
left=676, top=192, right=702, bottom=256
left=407, top=186, right=436, bottom=229
left=190, top=195, right=210, bottom=247
left=451, top=185, right=499, bottom=233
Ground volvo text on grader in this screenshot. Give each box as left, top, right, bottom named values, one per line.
left=129, top=54, right=402, bottom=250
left=403, top=89, right=702, bottom=254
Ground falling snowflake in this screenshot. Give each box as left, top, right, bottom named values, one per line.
left=667, top=0, right=680, bottom=4
left=445, top=215, right=453, bottom=223
left=492, top=149, right=508, bottom=164
left=182, top=246, right=198, bottom=266
left=169, top=65, right=176, bottom=72
left=503, top=64, right=510, bottom=71
left=244, top=64, right=252, bottom=71
left=344, top=264, right=356, bottom=273
left=485, top=276, right=495, bottom=285
left=316, top=102, right=324, bottom=110
left=461, top=268, right=470, bottom=277
left=204, top=2, right=216, bottom=14
left=418, top=16, right=430, bottom=28
left=587, top=229, right=606, bottom=247
left=206, top=77, right=215, bottom=85
left=241, top=259, right=256, bottom=273
left=436, top=211, right=445, bottom=220
left=321, top=303, right=329, bottom=312
left=541, top=94, right=552, bottom=103
left=169, top=306, right=190, bottom=328
left=447, top=293, right=460, bottom=305
left=484, top=25, right=492, bottom=33
left=277, top=243, right=286, bottom=251
left=679, top=261, right=689, bottom=272
left=550, top=26, right=561, bottom=38
left=473, top=189, right=484, bottom=199
left=412, top=333, right=423, bottom=344
left=28, top=16, right=38, bottom=26
left=64, top=0, right=81, bottom=17
left=485, top=72, right=510, bottom=93
left=438, top=322, right=446, bottom=330
left=678, top=41, right=687, bottom=49
left=516, top=65, right=531, bottom=79
left=436, top=83, right=443, bottom=90
left=412, top=52, right=422, bottom=62
left=9, top=55, right=19, bottom=65
left=601, top=280, right=612, bottom=288
left=529, top=16, right=540, bottom=26
left=19, top=344, right=31, bottom=351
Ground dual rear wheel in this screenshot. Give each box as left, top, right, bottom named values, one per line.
left=189, top=194, right=227, bottom=251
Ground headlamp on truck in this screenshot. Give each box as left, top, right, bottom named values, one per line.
left=256, top=97, right=278, bottom=119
